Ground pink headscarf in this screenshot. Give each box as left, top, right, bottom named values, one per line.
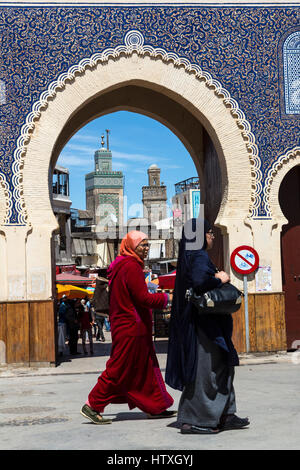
left=119, top=230, right=148, bottom=266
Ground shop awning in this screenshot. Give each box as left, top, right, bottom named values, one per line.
left=56, top=272, right=94, bottom=286
left=56, top=284, right=94, bottom=300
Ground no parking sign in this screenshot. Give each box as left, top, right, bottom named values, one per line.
left=230, top=245, right=259, bottom=275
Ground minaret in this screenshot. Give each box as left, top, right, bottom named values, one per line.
left=94, top=134, right=112, bottom=173
left=142, top=164, right=167, bottom=225
left=85, top=131, right=124, bottom=230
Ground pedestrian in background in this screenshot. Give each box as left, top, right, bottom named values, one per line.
left=81, top=230, right=176, bottom=424
left=166, top=218, right=249, bottom=434
left=104, top=317, right=111, bottom=332
left=78, top=299, right=94, bottom=356
left=94, top=311, right=107, bottom=342
left=65, top=299, right=80, bottom=356
left=57, top=295, right=68, bottom=356
left=91, top=276, right=109, bottom=341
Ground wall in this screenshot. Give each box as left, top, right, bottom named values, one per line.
left=1, top=4, right=298, bottom=362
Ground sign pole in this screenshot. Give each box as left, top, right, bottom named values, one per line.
left=230, top=245, right=259, bottom=355
left=243, top=274, right=250, bottom=353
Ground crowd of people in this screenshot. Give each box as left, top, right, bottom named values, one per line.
left=57, top=295, right=111, bottom=357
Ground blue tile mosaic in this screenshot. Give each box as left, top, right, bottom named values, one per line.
left=0, top=6, right=299, bottom=223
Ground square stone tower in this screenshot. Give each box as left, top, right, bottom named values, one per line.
left=142, top=164, right=167, bottom=225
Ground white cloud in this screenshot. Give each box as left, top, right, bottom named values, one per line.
left=69, top=133, right=133, bottom=152
left=58, top=154, right=93, bottom=168
left=63, top=143, right=96, bottom=155
left=61, top=139, right=172, bottom=169
left=71, top=133, right=99, bottom=144
left=112, top=150, right=164, bottom=164
left=160, top=164, right=182, bottom=170
left=132, top=167, right=148, bottom=174
left=112, top=160, right=130, bottom=170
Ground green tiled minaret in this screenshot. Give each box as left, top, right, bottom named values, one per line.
left=85, top=132, right=124, bottom=229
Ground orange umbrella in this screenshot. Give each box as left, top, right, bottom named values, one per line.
left=56, top=284, right=94, bottom=300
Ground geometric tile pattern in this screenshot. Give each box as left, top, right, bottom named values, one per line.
left=99, top=193, right=120, bottom=225
left=0, top=6, right=299, bottom=222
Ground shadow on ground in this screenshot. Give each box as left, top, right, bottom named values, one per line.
left=56, top=339, right=112, bottom=365
left=57, top=336, right=169, bottom=366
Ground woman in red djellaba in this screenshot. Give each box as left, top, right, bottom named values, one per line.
left=81, top=231, right=176, bottom=424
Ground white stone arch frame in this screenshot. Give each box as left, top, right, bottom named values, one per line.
left=265, top=146, right=300, bottom=222
left=6, top=30, right=259, bottom=228
left=0, top=175, right=10, bottom=225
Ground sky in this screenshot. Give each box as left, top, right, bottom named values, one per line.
left=57, top=111, right=198, bottom=221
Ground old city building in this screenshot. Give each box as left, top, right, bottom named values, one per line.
left=71, top=133, right=124, bottom=269
left=172, top=177, right=201, bottom=226
left=132, top=164, right=174, bottom=268
left=142, top=164, right=167, bottom=225
left=51, top=165, right=73, bottom=268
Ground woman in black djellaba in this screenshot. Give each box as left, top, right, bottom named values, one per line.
left=165, top=218, right=249, bottom=434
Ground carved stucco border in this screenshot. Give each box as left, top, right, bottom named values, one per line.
left=5, top=29, right=261, bottom=225
left=264, top=145, right=300, bottom=219
left=0, top=173, right=11, bottom=225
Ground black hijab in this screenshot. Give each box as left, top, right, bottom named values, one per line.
left=165, top=218, right=212, bottom=391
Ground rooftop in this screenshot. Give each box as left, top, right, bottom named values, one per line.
left=54, top=165, right=69, bottom=174
left=175, top=177, right=200, bottom=194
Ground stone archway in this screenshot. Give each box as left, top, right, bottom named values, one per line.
left=1, top=31, right=264, bottom=364
left=9, top=31, right=258, bottom=229
left=22, top=59, right=255, bottom=223
left=17, top=50, right=255, bottom=301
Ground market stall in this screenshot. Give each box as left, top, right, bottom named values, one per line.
left=56, top=272, right=94, bottom=287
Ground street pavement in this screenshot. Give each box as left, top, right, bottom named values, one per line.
left=0, top=332, right=300, bottom=451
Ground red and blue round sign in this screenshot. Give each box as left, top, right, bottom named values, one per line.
left=230, top=245, right=259, bottom=275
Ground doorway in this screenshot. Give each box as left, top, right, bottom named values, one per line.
left=279, top=165, right=300, bottom=349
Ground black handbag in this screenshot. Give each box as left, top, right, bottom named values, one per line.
left=186, top=282, right=243, bottom=314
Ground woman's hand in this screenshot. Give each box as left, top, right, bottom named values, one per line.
left=215, top=271, right=230, bottom=283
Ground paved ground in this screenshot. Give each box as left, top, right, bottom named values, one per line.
left=0, top=332, right=300, bottom=451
